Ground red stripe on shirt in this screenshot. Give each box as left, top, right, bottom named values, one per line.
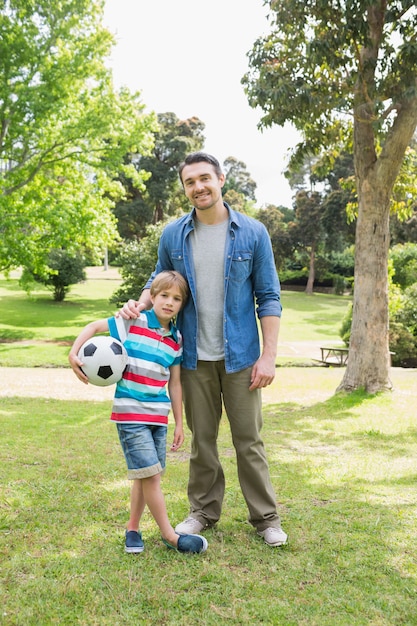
left=111, top=413, right=168, bottom=424
left=123, top=371, right=165, bottom=387
left=128, top=325, right=180, bottom=351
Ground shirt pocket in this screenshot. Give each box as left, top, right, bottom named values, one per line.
left=229, top=251, right=253, bottom=282
left=169, top=249, right=186, bottom=273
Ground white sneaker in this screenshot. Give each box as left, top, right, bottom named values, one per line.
left=175, top=516, right=205, bottom=534
left=257, top=527, right=288, bottom=547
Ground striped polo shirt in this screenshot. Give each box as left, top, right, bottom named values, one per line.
left=107, top=310, right=183, bottom=426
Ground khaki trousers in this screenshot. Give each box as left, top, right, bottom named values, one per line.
left=181, top=361, right=281, bottom=531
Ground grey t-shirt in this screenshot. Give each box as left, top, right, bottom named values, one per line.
left=190, top=218, right=228, bottom=360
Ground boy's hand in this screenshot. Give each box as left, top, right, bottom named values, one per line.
left=68, top=352, right=89, bottom=384
left=170, top=426, right=184, bottom=451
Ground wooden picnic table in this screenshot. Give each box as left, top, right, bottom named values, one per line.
left=319, top=346, right=349, bottom=366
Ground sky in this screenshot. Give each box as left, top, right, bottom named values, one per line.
left=103, top=0, right=301, bottom=208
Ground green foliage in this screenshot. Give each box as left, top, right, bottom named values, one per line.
left=397, top=283, right=417, bottom=336
left=390, top=243, right=417, bottom=289
left=327, top=247, right=355, bottom=277
left=113, top=113, right=205, bottom=233
left=340, top=276, right=417, bottom=366
left=20, top=249, right=86, bottom=301
left=280, top=268, right=350, bottom=294
left=243, top=0, right=417, bottom=391
left=340, top=303, right=353, bottom=345
left=222, top=156, right=257, bottom=201
left=243, top=0, right=417, bottom=159
left=258, top=206, right=294, bottom=269
left=389, top=321, right=417, bottom=368
left=110, top=222, right=167, bottom=306
left=0, top=0, right=156, bottom=274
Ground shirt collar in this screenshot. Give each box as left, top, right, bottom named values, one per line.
left=145, top=308, right=179, bottom=342
left=188, top=202, right=240, bottom=228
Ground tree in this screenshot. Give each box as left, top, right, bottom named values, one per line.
left=243, top=0, right=417, bottom=392
left=114, top=112, right=205, bottom=232
left=0, top=0, right=156, bottom=274
left=222, top=157, right=257, bottom=201
left=257, top=205, right=294, bottom=270
left=291, top=190, right=324, bottom=293
left=110, top=221, right=166, bottom=307
left=21, top=249, right=86, bottom=301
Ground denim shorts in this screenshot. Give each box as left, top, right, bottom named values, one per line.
left=116, top=423, right=167, bottom=479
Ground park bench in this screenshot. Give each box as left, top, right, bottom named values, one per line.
left=319, top=346, right=349, bottom=366
left=318, top=346, right=395, bottom=367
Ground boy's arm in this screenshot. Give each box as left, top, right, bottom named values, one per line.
left=68, top=319, right=109, bottom=384
left=168, top=364, right=184, bottom=451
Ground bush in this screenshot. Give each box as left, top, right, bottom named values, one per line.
left=332, top=275, right=346, bottom=295
left=20, top=250, right=86, bottom=301
left=390, top=243, right=417, bottom=289
left=110, top=221, right=167, bottom=307
left=340, top=295, right=417, bottom=367
left=397, top=283, right=417, bottom=335
left=389, top=322, right=417, bottom=367
left=339, top=303, right=352, bottom=345
left=280, top=269, right=350, bottom=294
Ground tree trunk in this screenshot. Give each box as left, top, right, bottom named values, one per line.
left=305, top=246, right=315, bottom=294
left=153, top=201, right=163, bottom=223
left=337, top=26, right=417, bottom=394
left=337, top=173, right=392, bottom=393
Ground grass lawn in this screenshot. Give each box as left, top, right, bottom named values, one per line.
left=0, top=268, right=122, bottom=367
left=279, top=289, right=351, bottom=343
left=1, top=267, right=417, bottom=624
left=1, top=369, right=417, bottom=625
left=0, top=268, right=352, bottom=367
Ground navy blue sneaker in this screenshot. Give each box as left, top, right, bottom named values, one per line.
left=125, top=530, right=144, bottom=553
left=163, top=533, right=208, bottom=554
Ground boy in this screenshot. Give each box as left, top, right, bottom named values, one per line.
left=68, top=270, right=208, bottom=555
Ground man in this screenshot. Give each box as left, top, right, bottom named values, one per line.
left=120, top=152, right=287, bottom=547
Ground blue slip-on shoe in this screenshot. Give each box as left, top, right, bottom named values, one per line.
left=125, top=530, right=144, bottom=553
left=162, top=533, right=208, bottom=554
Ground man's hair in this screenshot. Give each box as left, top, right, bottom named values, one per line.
left=150, top=270, right=189, bottom=305
left=178, top=152, right=223, bottom=183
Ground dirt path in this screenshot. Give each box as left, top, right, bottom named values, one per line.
left=0, top=367, right=115, bottom=401
left=0, top=341, right=331, bottom=400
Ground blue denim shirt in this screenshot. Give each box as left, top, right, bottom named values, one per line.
left=144, top=203, right=282, bottom=373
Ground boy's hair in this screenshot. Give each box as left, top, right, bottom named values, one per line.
left=178, top=152, right=223, bottom=183
left=150, top=271, right=189, bottom=305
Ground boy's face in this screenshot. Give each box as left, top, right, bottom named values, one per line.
left=151, top=285, right=183, bottom=327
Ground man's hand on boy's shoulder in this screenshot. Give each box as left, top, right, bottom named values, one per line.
left=117, top=300, right=146, bottom=320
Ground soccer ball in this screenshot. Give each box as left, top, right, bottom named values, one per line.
left=78, top=336, right=128, bottom=387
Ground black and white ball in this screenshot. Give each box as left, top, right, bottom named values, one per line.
left=78, top=336, right=128, bottom=386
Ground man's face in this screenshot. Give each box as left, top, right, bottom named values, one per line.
left=181, top=161, right=225, bottom=211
